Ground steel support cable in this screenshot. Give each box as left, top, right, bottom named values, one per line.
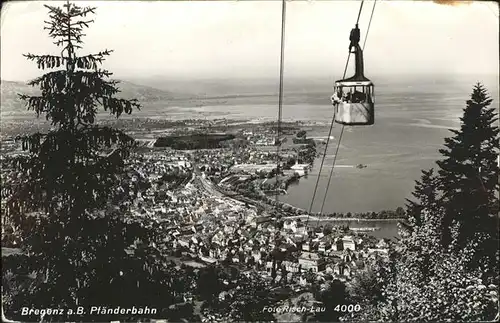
left=362, top=0, right=377, bottom=50
left=306, top=0, right=365, bottom=226
left=356, top=0, right=365, bottom=25
left=319, top=0, right=377, bottom=216
left=306, top=56, right=351, bottom=214
left=275, top=0, right=287, bottom=205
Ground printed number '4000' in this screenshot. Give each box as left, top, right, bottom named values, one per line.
left=334, top=304, right=361, bottom=312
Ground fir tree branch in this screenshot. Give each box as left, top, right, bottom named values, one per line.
left=80, top=126, right=136, bottom=150
left=70, top=19, right=94, bottom=28
left=20, top=69, right=139, bottom=124
left=70, top=6, right=96, bottom=18
left=43, top=5, right=67, bottom=19
left=101, top=97, right=141, bottom=118
left=75, top=50, right=114, bottom=70
left=23, top=53, right=66, bottom=70
left=18, top=93, right=64, bottom=119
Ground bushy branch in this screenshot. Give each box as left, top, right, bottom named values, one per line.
left=23, top=53, right=66, bottom=70
left=75, top=50, right=114, bottom=69
left=20, top=69, right=140, bottom=125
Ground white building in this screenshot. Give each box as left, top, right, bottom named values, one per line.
left=298, top=252, right=325, bottom=273
left=342, top=236, right=356, bottom=251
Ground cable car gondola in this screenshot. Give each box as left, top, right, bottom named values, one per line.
left=331, top=24, right=375, bottom=126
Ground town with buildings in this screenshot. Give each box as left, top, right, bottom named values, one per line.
left=1, top=121, right=392, bottom=322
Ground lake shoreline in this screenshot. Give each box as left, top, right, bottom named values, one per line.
left=317, top=217, right=404, bottom=222
left=283, top=215, right=405, bottom=222
left=284, top=216, right=403, bottom=239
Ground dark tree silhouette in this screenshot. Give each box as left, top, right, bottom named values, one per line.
left=2, top=2, right=172, bottom=321
left=348, top=84, right=499, bottom=322
left=405, top=168, right=442, bottom=227
left=197, top=265, right=224, bottom=304
left=437, top=83, right=499, bottom=274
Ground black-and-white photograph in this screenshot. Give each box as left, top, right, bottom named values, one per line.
left=1, top=0, right=499, bottom=322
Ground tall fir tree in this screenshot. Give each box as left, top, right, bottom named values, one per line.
left=348, top=84, right=500, bottom=322
left=2, top=2, right=173, bottom=321
left=405, top=168, right=442, bottom=228
left=436, top=83, right=499, bottom=274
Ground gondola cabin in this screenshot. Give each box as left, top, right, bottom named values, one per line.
left=332, top=79, right=374, bottom=125
left=331, top=25, right=375, bottom=126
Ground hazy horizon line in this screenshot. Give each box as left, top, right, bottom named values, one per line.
left=2, top=71, right=498, bottom=84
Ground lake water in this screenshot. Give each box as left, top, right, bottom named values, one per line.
left=186, top=75, right=498, bottom=216
left=162, top=75, right=499, bottom=239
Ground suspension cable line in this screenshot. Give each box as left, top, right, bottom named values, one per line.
left=356, top=0, right=365, bottom=23
left=275, top=0, right=287, bottom=206
left=363, top=0, right=377, bottom=50
left=306, top=0, right=370, bottom=226
left=320, top=123, right=345, bottom=215
left=306, top=43, right=353, bottom=216
left=319, top=0, right=377, bottom=217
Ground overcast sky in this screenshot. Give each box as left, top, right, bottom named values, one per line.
left=1, top=0, right=498, bottom=81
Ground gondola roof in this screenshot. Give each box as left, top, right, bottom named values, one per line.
left=335, top=78, right=373, bottom=87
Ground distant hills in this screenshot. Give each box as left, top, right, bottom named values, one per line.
left=3, top=74, right=497, bottom=122
left=127, top=76, right=334, bottom=97
left=0, top=79, right=195, bottom=120
left=1, top=77, right=314, bottom=121
left=114, top=80, right=193, bottom=102
left=1, top=80, right=39, bottom=118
